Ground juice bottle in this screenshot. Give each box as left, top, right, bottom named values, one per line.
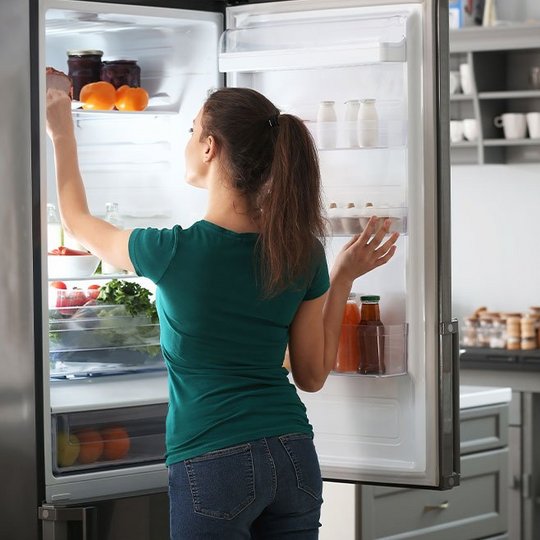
left=335, top=293, right=361, bottom=373
left=358, top=295, right=385, bottom=375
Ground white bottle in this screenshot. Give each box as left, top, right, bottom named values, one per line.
left=316, top=101, right=337, bottom=149
left=358, top=99, right=379, bottom=148
left=46, top=203, right=63, bottom=252
left=102, top=202, right=125, bottom=274
left=344, top=100, right=360, bottom=147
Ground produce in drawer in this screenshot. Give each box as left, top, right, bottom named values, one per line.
left=76, top=429, right=104, bottom=464
left=49, top=280, right=162, bottom=373
left=56, top=432, right=80, bottom=467
left=101, top=426, right=131, bottom=460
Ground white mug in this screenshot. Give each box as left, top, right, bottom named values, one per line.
left=459, top=63, right=474, bottom=95
left=494, top=113, right=527, bottom=139
left=450, top=120, right=464, bottom=142
left=449, top=71, right=461, bottom=95
left=526, top=112, right=540, bottom=139
left=463, top=118, right=478, bottom=141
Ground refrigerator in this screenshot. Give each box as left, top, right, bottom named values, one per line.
left=0, top=0, right=457, bottom=538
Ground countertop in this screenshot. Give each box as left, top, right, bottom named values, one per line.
left=460, top=384, right=512, bottom=409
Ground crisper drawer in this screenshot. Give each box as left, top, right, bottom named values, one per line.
left=360, top=448, right=508, bottom=540
left=49, top=303, right=164, bottom=378
left=52, top=403, right=166, bottom=476
left=460, top=403, right=509, bottom=455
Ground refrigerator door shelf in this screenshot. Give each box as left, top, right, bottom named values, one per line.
left=333, top=323, right=408, bottom=377
left=219, top=40, right=406, bottom=73
left=52, top=403, right=166, bottom=476
left=219, top=10, right=408, bottom=72
left=305, top=120, right=407, bottom=151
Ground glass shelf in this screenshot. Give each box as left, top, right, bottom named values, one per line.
left=478, top=90, right=540, bottom=100
left=48, top=273, right=137, bottom=282
left=450, top=94, right=474, bottom=101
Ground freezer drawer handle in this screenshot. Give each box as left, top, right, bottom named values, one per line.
left=424, top=501, right=450, bottom=511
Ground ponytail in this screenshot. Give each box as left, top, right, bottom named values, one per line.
left=201, top=88, right=326, bottom=297
left=258, top=114, right=326, bottom=295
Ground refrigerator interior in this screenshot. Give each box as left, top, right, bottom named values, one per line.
left=222, top=0, right=439, bottom=485
left=42, top=0, right=222, bottom=501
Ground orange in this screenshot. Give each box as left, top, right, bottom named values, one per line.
left=101, top=426, right=130, bottom=460
left=76, top=429, right=104, bottom=464
left=115, top=85, right=149, bottom=112
left=80, top=81, right=116, bottom=111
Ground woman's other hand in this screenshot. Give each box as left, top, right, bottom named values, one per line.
left=331, top=216, right=399, bottom=286
left=46, top=89, right=74, bottom=141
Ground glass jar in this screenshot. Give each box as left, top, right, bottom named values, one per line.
left=46, top=203, right=63, bottom=253
left=358, top=295, right=385, bottom=375
left=316, top=101, right=337, bottom=149
left=67, top=49, right=103, bottom=100
left=335, top=293, right=361, bottom=373
left=357, top=99, right=379, bottom=148
left=461, top=317, right=478, bottom=347
left=102, top=202, right=126, bottom=275
left=100, top=60, right=141, bottom=89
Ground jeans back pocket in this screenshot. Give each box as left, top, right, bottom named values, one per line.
left=279, top=433, right=323, bottom=500
left=184, top=443, right=255, bottom=520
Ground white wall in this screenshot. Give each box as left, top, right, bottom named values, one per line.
left=451, top=164, right=540, bottom=322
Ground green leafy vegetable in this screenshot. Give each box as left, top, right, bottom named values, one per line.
left=97, top=279, right=158, bottom=323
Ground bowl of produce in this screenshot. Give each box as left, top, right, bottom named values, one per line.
left=48, top=247, right=99, bottom=279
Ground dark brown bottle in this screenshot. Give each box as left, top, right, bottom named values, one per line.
left=67, top=50, right=103, bottom=100
left=358, top=295, right=385, bottom=375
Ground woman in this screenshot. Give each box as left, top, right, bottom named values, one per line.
left=46, top=87, right=398, bottom=539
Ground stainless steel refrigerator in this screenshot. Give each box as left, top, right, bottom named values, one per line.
left=0, top=0, right=457, bottom=538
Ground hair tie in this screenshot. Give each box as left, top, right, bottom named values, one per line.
left=268, top=114, right=280, bottom=128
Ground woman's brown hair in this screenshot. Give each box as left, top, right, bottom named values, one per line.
left=200, top=87, right=325, bottom=296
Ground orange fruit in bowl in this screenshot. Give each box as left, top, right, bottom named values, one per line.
left=80, top=81, right=116, bottom=111
left=101, top=426, right=131, bottom=460
left=76, top=429, right=104, bottom=464
left=115, top=85, right=149, bottom=112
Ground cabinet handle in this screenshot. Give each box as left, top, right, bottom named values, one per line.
left=424, top=501, right=450, bottom=511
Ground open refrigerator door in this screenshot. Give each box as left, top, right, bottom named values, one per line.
left=222, top=0, right=458, bottom=489
left=41, top=0, right=223, bottom=504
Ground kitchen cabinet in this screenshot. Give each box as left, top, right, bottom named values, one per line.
left=460, top=363, right=540, bottom=540
left=320, top=386, right=511, bottom=540
left=449, top=24, right=540, bottom=165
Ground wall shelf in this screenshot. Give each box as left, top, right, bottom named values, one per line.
left=450, top=24, right=540, bottom=165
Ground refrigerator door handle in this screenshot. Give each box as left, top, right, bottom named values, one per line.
left=39, top=504, right=97, bottom=540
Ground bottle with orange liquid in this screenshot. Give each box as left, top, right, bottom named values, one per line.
left=358, top=295, right=385, bottom=375
left=335, top=293, right=361, bottom=373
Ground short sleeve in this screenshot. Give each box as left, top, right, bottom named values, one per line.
left=128, top=226, right=181, bottom=284
left=303, top=241, right=330, bottom=301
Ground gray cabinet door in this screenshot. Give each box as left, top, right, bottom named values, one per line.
left=359, top=448, right=508, bottom=539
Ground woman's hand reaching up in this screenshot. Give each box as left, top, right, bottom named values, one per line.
left=331, top=216, right=399, bottom=286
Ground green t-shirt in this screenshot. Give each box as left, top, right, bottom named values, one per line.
left=128, top=220, right=330, bottom=465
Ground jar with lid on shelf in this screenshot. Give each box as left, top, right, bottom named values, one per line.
left=521, top=315, right=537, bottom=350
left=100, top=60, right=141, bottom=89
left=46, top=203, right=63, bottom=253
left=461, top=317, right=479, bottom=347
left=476, top=318, right=493, bottom=348
left=489, top=318, right=506, bottom=349
left=67, top=49, right=103, bottom=100
left=506, top=317, right=521, bottom=351
left=316, top=101, right=337, bottom=149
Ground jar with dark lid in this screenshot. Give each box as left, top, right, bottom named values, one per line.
left=100, top=60, right=141, bottom=89
left=67, top=50, right=103, bottom=100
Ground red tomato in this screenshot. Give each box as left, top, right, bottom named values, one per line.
left=87, top=284, right=101, bottom=300
left=70, top=289, right=88, bottom=307
left=50, top=281, right=67, bottom=290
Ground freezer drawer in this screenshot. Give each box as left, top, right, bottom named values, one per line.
left=52, top=403, right=166, bottom=476
left=360, top=448, right=508, bottom=539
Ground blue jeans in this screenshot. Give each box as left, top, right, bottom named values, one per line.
left=168, top=433, right=323, bottom=539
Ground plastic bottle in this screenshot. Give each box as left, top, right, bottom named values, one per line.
left=335, top=293, right=361, bottom=373
left=316, top=101, right=337, bottom=149
left=357, top=99, right=379, bottom=148
left=102, top=202, right=125, bottom=274
left=344, top=100, right=360, bottom=147
left=46, top=204, right=63, bottom=253
left=358, top=295, right=385, bottom=374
